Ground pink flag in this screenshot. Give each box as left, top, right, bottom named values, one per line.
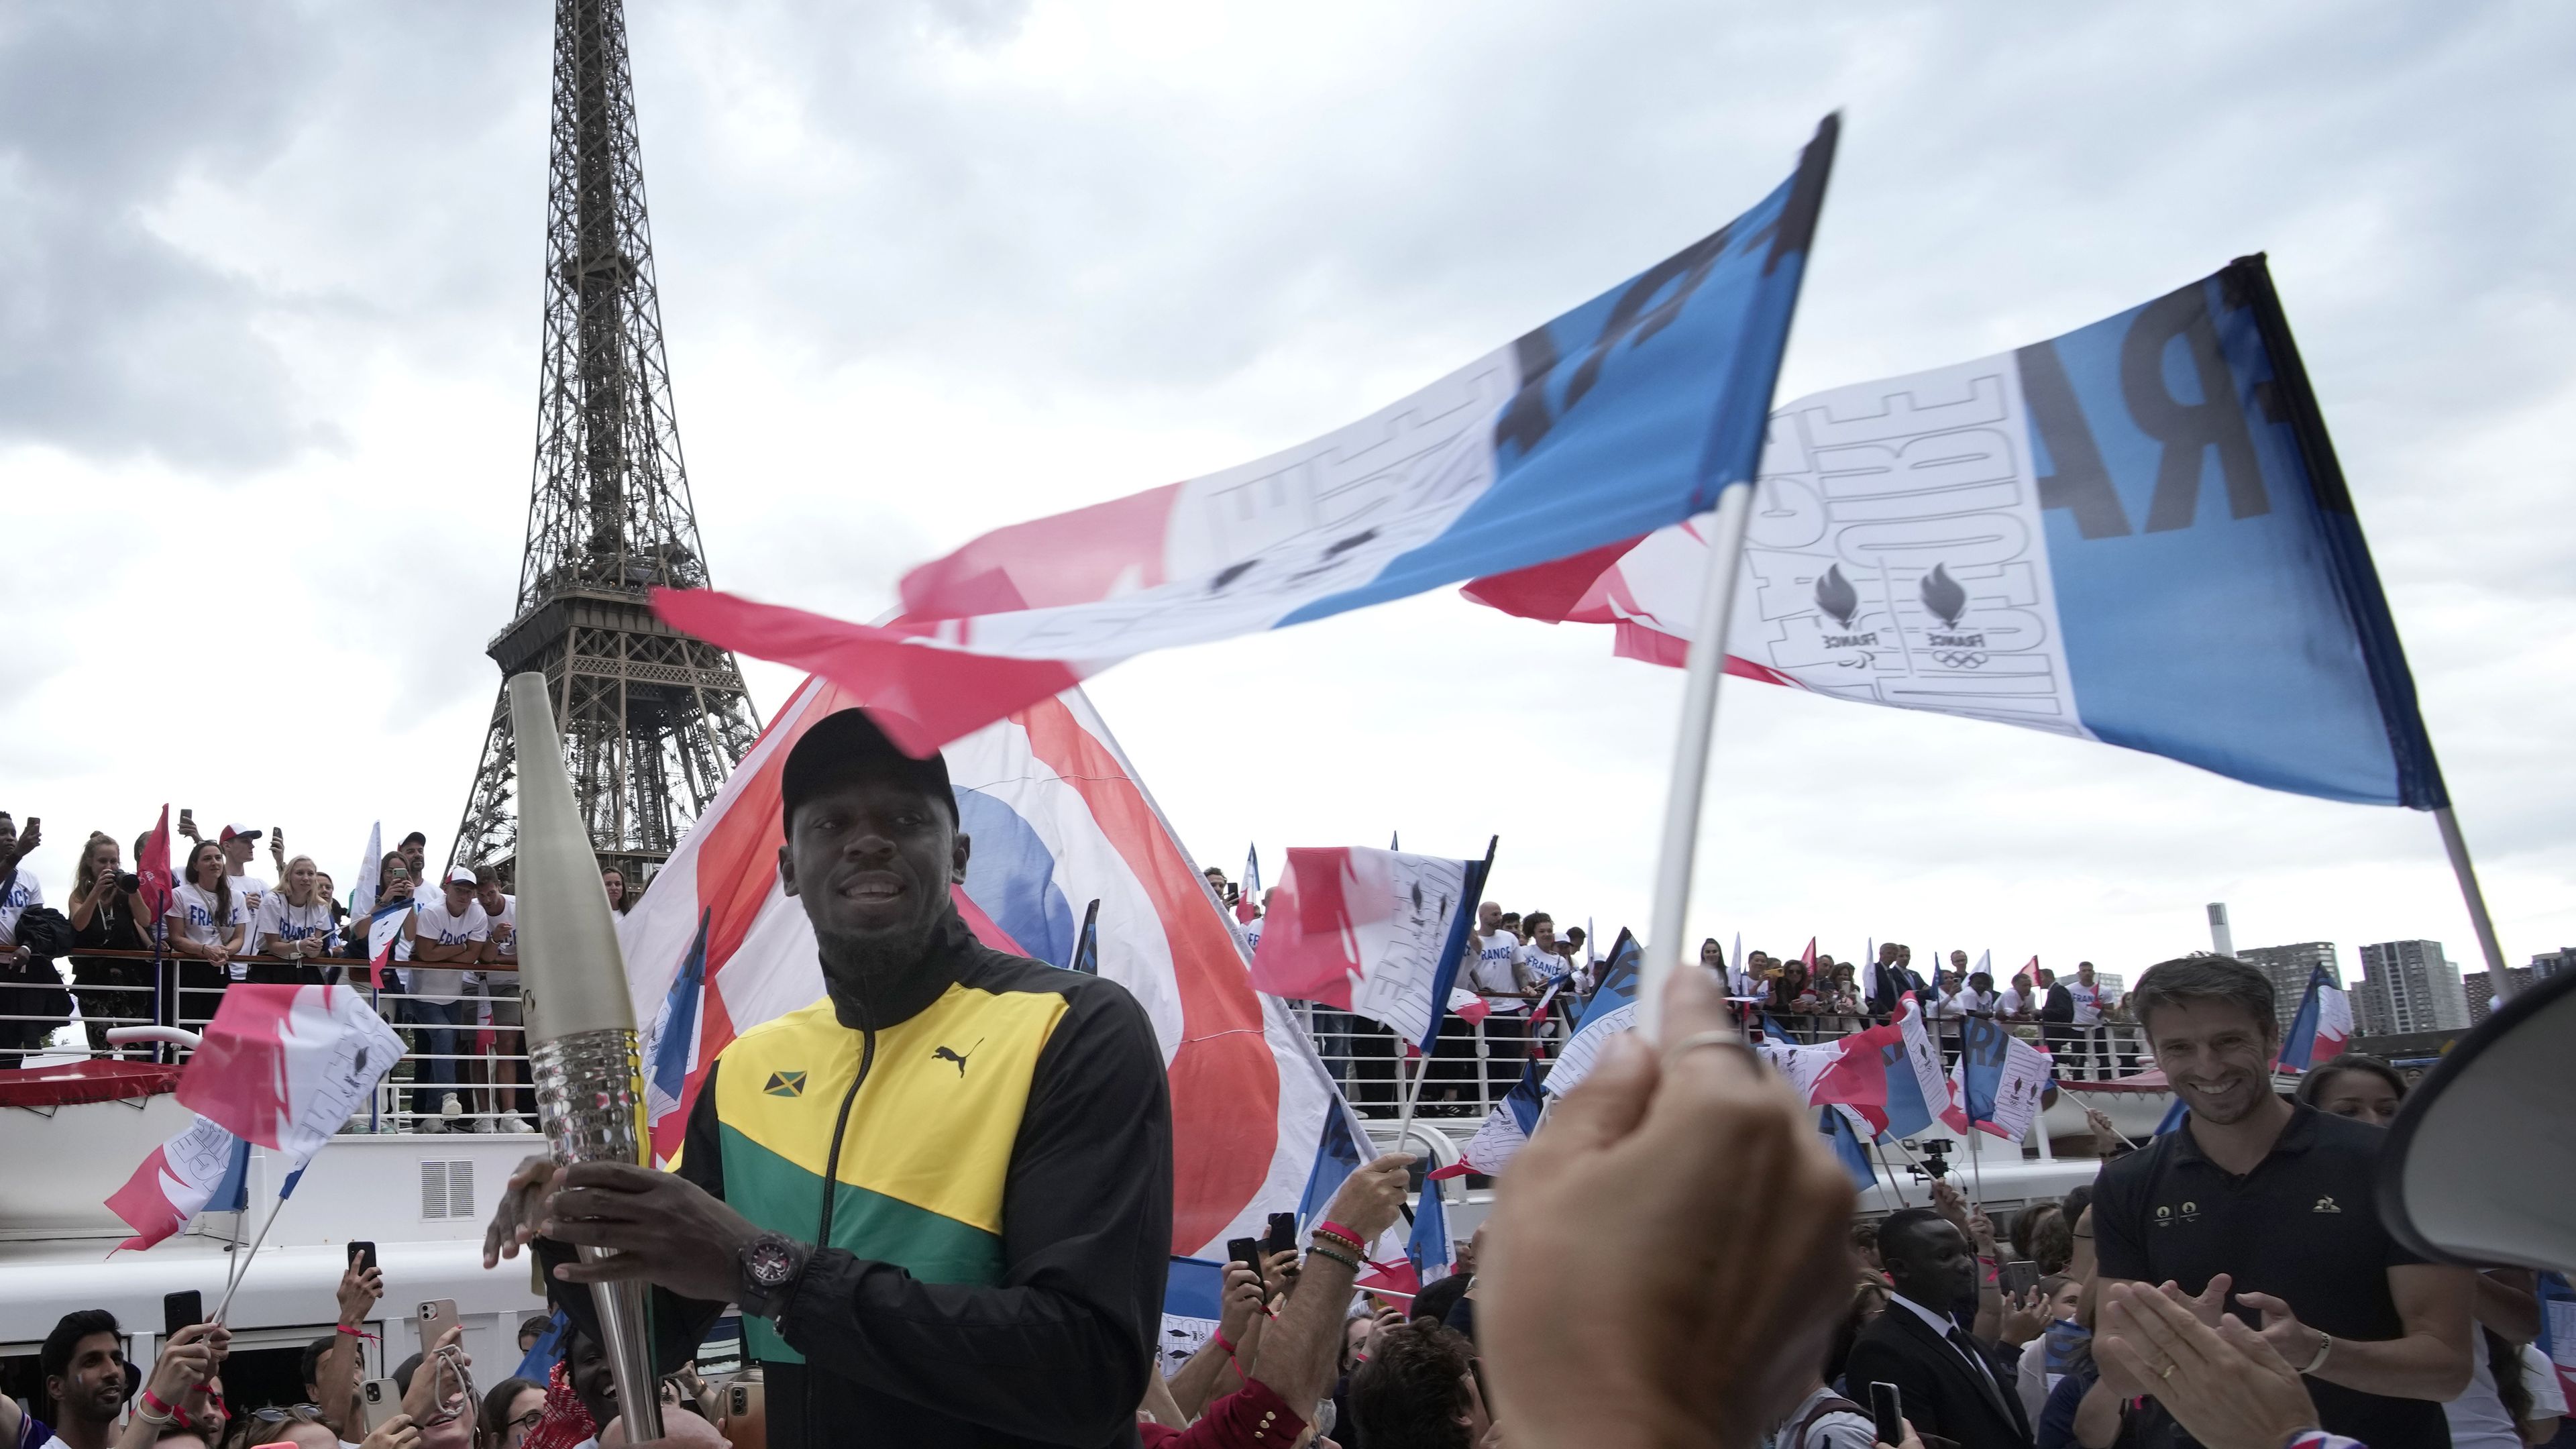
left=178, top=985, right=406, bottom=1171
left=105, top=1116, right=243, bottom=1252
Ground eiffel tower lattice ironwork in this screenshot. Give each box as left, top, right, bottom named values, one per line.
left=452, top=0, right=758, bottom=885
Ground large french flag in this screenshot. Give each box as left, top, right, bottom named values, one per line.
left=617, top=676, right=1349, bottom=1260
left=653, top=120, right=1838, bottom=757
left=1464, top=256, right=2448, bottom=810
left=2277, top=963, right=2353, bottom=1073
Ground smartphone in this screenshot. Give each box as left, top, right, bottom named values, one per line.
left=1870, top=1381, right=1904, bottom=1448
left=416, top=1298, right=460, bottom=1350
left=2002, top=1258, right=2041, bottom=1299
left=1265, top=1212, right=1299, bottom=1258
left=163, top=1290, right=204, bottom=1338
left=1226, top=1237, right=1264, bottom=1275
left=347, top=1240, right=377, bottom=1274
left=360, top=1379, right=404, bottom=1433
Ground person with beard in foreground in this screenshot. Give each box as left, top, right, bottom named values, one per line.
left=483, top=708, right=1173, bottom=1449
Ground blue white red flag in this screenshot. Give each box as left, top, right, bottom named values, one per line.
left=1820, top=1105, right=1878, bottom=1191
left=1238, top=847, right=1261, bottom=926
left=177, top=983, right=406, bottom=1171
left=1467, top=257, right=2448, bottom=811
left=1429, top=1059, right=1545, bottom=1181
left=1157, top=1254, right=1230, bottom=1376
left=2276, top=963, right=2352, bottom=1073
left=1941, top=1014, right=2051, bottom=1140
left=1248, top=845, right=1492, bottom=1055
left=643, top=909, right=710, bottom=1152
left=652, top=121, right=1838, bottom=757
left=618, top=676, right=1350, bottom=1258
left=1542, top=929, right=1640, bottom=1099
left=1805, top=994, right=1947, bottom=1138
left=104, top=1115, right=250, bottom=1252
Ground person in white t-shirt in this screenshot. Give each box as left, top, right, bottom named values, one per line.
left=168, top=839, right=250, bottom=1024
left=2068, top=960, right=2117, bottom=1081
left=252, top=855, right=337, bottom=985
left=217, top=823, right=273, bottom=932
left=473, top=866, right=531, bottom=1134
left=404, top=867, right=488, bottom=1132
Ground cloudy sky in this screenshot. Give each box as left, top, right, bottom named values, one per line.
left=4, top=1, right=2569, bottom=987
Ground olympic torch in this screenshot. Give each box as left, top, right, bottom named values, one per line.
left=508, top=672, right=663, bottom=1444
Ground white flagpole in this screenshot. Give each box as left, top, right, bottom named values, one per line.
left=2434, top=807, right=2516, bottom=1001
left=1640, top=483, right=1760, bottom=1040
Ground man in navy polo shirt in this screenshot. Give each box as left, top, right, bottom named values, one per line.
left=2093, top=956, right=2471, bottom=1448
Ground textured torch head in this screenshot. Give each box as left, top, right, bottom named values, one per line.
left=507, top=672, right=637, bottom=1044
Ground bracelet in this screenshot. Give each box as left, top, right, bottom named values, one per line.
left=1306, top=1243, right=1363, bottom=1273
left=1316, top=1220, right=1367, bottom=1250
left=2298, top=1330, right=2332, bottom=1375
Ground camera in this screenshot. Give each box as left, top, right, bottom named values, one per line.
left=1906, top=1138, right=1954, bottom=1182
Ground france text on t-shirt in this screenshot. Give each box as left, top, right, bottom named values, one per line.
left=2070, top=981, right=2114, bottom=1026
left=0, top=871, right=44, bottom=947
left=405, top=897, right=488, bottom=1004
left=256, top=896, right=337, bottom=954
left=1465, top=932, right=1525, bottom=1013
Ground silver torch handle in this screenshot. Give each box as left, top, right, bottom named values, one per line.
left=533, top=1026, right=665, bottom=1444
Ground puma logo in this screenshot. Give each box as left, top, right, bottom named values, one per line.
left=932, top=1039, right=984, bottom=1077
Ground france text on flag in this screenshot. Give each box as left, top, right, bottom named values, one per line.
left=1940, top=1014, right=2052, bottom=1141
left=178, top=984, right=406, bottom=1171
left=105, top=1115, right=252, bottom=1252
left=1248, top=845, right=1491, bottom=1054
left=616, top=675, right=1352, bottom=1258
left=1542, top=930, right=1641, bottom=1099
left=1429, top=1059, right=1546, bottom=1181
left=2277, top=963, right=2352, bottom=1073
left=1465, top=256, right=2445, bottom=810
left=651, top=121, right=1839, bottom=757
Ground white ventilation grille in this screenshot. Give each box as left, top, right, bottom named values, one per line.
left=419, top=1160, right=474, bottom=1220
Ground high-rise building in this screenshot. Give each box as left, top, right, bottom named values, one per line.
left=2237, top=943, right=2341, bottom=1032
left=2354, top=940, right=2469, bottom=1036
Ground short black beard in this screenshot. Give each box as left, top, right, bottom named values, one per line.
left=816, top=913, right=959, bottom=1031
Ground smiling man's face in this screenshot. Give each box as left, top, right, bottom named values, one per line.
left=782, top=775, right=970, bottom=979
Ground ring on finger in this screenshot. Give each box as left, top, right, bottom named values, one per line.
left=1662, top=1030, right=1759, bottom=1071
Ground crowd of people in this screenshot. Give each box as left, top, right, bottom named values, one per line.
left=10, top=953, right=2561, bottom=1449
left=0, top=810, right=649, bottom=1131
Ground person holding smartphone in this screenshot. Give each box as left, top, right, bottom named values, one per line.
left=67, top=833, right=155, bottom=1053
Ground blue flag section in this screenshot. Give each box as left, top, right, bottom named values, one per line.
left=1296, top=1102, right=1369, bottom=1229
left=1408, top=1175, right=1455, bottom=1287
left=2021, top=256, right=2445, bottom=807
left=1820, top=1108, right=1877, bottom=1191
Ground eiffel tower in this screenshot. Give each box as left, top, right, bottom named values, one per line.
left=452, top=0, right=759, bottom=885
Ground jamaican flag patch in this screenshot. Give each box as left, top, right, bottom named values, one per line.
left=763, top=1070, right=808, bottom=1099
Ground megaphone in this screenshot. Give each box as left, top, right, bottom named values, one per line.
left=2378, top=964, right=2576, bottom=1273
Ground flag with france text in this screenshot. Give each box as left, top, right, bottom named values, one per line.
left=1465, top=256, right=2447, bottom=811
left=653, top=121, right=1840, bottom=757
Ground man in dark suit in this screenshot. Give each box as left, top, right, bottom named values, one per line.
left=1843, top=1208, right=2032, bottom=1449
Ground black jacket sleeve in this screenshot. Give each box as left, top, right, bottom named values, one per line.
left=778, top=974, right=1174, bottom=1444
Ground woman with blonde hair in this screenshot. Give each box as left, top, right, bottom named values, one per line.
left=251, top=855, right=337, bottom=985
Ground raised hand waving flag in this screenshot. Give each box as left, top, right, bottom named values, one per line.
left=654, top=121, right=1838, bottom=756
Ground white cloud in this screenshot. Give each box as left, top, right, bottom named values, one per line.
left=1, top=0, right=2568, bottom=989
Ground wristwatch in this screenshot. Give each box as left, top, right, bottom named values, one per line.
left=736, top=1232, right=810, bottom=1323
